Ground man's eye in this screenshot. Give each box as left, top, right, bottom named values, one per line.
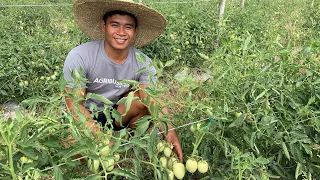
left=125, top=26, right=133, bottom=29
left=111, top=24, right=118, bottom=27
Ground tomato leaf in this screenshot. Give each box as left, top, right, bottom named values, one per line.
left=134, top=120, right=150, bottom=137
left=133, top=159, right=142, bottom=177
left=164, top=60, right=175, bottom=67
left=255, top=157, right=269, bottom=164
left=281, top=142, right=290, bottom=160
left=0, top=90, right=8, bottom=95
left=136, top=67, right=147, bottom=75
left=14, top=109, right=23, bottom=122
left=122, top=91, right=135, bottom=116
left=21, top=96, right=47, bottom=106
left=86, top=93, right=113, bottom=105
left=53, top=166, right=64, bottom=180
left=135, top=52, right=146, bottom=64
left=110, top=169, right=139, bottom=180
left=62, top=145, right=89, bottom=160
left=83, top=174, right=101, bottom=180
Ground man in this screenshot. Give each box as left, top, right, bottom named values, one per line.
left=63, top=0, right=183, bottom=161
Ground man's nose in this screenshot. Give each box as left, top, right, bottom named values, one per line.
left=117, top=26, right=126, bottom=35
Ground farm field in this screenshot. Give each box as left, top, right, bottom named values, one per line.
left=0, top=0, right=319, bottom=179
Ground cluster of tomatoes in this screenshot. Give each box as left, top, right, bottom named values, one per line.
left=157, top=141, right=209, bottom=179
left=87, top=141, right=120, bottom=173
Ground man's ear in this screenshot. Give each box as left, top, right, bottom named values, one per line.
left=101, top=20, right=106, bottom=32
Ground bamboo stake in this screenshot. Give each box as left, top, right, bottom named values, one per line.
left=218, top=0, right=227, bottom=27
left=241, top=0, right=245, bottom=9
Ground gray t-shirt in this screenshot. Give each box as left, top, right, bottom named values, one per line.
left=63, top=40, right=156, bottom=110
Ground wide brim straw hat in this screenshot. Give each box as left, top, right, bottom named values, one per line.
left=74, top=0, right=167, bottom=47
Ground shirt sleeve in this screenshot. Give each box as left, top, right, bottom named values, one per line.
left=63, top=49, right=87, bottom=88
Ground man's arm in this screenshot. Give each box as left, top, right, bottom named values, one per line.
left=138, top=84, right=183, bottom=161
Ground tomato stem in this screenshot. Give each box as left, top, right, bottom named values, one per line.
left=8, top=144, right=17, bottom=180
left=191, top=132, right=206, bottom=157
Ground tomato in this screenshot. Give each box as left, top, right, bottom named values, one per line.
left=102, top=159, right=115, bottom=171
left=169, top=143, right=174, bottom=149
left=40, top=76, right=45, bottom=80
left=88, top=159, right=100, bottom=173
left=19, top=81, right=24, bottom=87
left=197, top=160, right=209, bottom=173
left=164, top=147, right=172, bottom=157
left=173, top=162, right=185, bottom=179
left=167, top=170, right=174, bottom=180
left=159, top=156, right=168, bottom=168
left=168, top=157, right=178, bottom=170
left=157, top=141, right=165, bottom=152
left=114, top=153, right=120, bottom=161
left=186, top=158, right=198, bottom=173
left=197, top=123, right=202, bottom=131
left=100, top=146, right=110, bottom=157
left=190, top=124, right=196, bottom=132
left=235, top=112, right=242, bottom=118
left=51, top=75, right=57, bottom=80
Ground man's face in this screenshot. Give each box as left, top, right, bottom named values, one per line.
left=102, top=14, right=136, bottom=51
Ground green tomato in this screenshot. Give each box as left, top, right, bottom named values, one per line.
left=173, top=162, right=185, bottom=179
left=235, top=112, right=242, bottom=118
left=157, top=141, right=165, bottom=153
left=164, top=147, right=172, bottom=157
left=114, top=153, right=120, bottom=161
left=197, top=160, right=209, bottom=173
left=186, top=158, right=198, bottom=173
left=190, top=124, right=196, bottom=132
left=167, top=170, right=174, bottom=180
left=88, top=159, right=100, bottom=173
left=40, top=76, right=45, bottom=80
left=197, top=123, right=202, bottom=131
left=168, top=157, right=178, bottom=170
left=51, top=75, right=56, bottom=80
left=159, top=156, right=168, bottom=168
left=19, top=81, right=24, bottom=87
left=24, top=81, right=29, bottom=86
left=102, top=159, right=115, bottom=171
left=100, top=146, right=110, bottom=157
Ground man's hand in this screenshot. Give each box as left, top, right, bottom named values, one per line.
left=165, top=130, right=183, bottom=161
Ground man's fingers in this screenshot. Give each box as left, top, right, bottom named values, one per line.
left=173, top=142, right=183, bottom=161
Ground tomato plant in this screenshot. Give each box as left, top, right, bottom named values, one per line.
left=0, top=0, right=319, bottom=179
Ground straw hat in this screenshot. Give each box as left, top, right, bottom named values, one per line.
left=73, top=0, right=167, bottom=47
